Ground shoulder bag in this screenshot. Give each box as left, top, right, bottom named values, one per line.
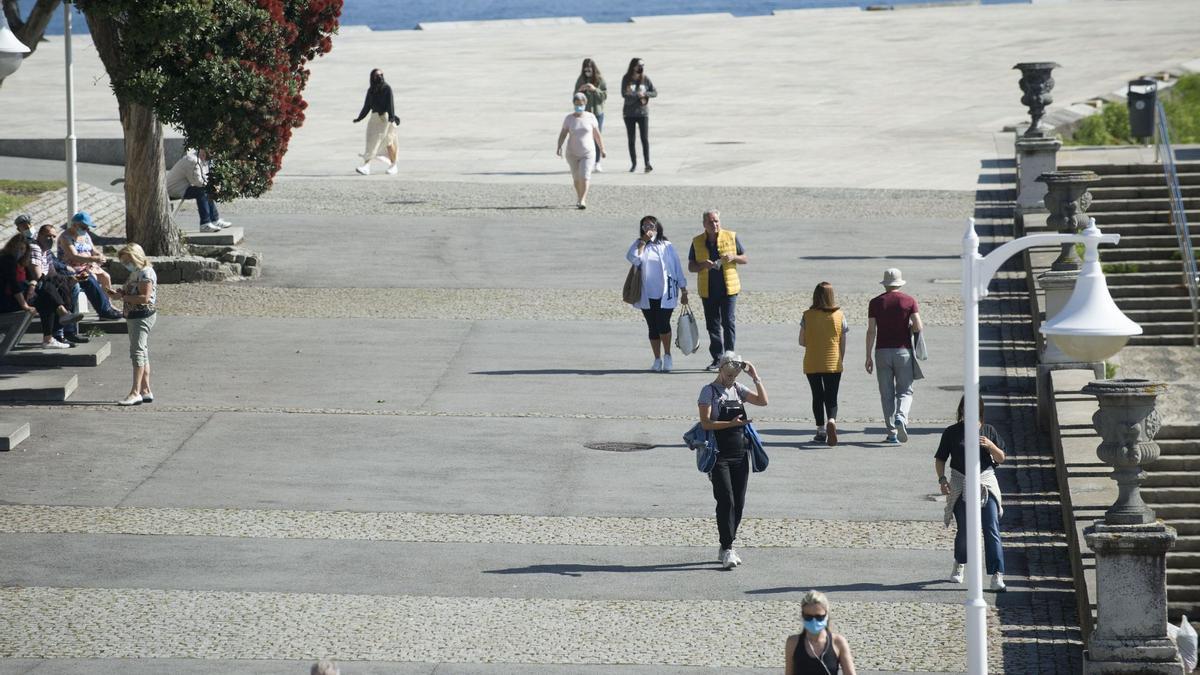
left=622, top=264, right=642, bottom=305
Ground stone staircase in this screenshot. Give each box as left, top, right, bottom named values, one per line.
left=1071, top=161, right=1200, bottom=346
left=1142, top=425, right=1200, bottom=622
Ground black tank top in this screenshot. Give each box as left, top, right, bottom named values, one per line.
left=791, top=630, right=839, bottom=675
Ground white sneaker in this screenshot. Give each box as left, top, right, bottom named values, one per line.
left=594, top=163, right=604, bottom=173
left=950, top=563, right=965, bottom=584
left=199, top=222, right=221, bottom=233
left=650, top=358, right=662, bottom=372
left=728, top=548, right=742, bottom=567
left=719, top=549, right=735, bottom=570
left=376, top=155, right=391, bottom=163
left=215, top=219, right=232, bottom=229
left=117, top=393, right=143, bottom=406
left=662, top=354, right=673, bottom=372
left=355, top=163, right=371, bottom=175
left=41, top=339, right=70, bottom=350
left=990, top=572, right=1007, bottom=592
left=386, top=164, right=398, bottom=175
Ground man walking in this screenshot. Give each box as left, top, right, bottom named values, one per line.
left=865, top=268, right=923, bottom=444
left=688, top=209, right=747, bottom=371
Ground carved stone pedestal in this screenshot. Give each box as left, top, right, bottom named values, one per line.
left=1015, top=136, right=1061, bottom=229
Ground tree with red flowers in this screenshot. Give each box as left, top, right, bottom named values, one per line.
left=76, top=0, right=341, bottom=255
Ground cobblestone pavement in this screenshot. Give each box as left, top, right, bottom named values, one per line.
left=973, top=193, right=1085, bottom=673
left=0, top=586, right=992, bottom=671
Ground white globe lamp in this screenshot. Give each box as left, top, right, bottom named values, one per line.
left=0, top=14, right=30, bottom=80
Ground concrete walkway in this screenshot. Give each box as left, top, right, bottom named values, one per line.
left=2, top=0, right=1199, bottom=191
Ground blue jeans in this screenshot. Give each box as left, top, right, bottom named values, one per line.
left=953, top=491, right=1005, bottom=574
left=78, top=273, right=117, bottom=317
left=701, top=293, right=737, bottom=362
left=184, top=185, right=220, bottom=225
left=53, top=283, right=82, bottom=339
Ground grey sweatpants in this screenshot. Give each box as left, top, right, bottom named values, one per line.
left=127, top=313, right=156, bottom=366
left=875, top=347, right=915, bottom=431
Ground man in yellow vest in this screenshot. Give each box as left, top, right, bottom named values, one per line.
left=688, top=209, right=748, bottom=370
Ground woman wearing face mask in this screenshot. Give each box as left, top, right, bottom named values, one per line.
left=697, top=351, right=767, bottom=569
left=620, top=57, right=656, bottom=173
left=352, top=68, right=400, bottom=176
left=28, top=224, right=84, bottom=349
left=626, top=216, right=688, bottom=372
left=0, top=234, right=82, bottom=350
left=556, top=92, right=606, bottom=209
left=935, top=396, right=1007, bottom=592
left=105, top=244, right=157, bottom=406
left=785, top=590, right=857, bottom=675
left=574, top=58, right=608, bottom=173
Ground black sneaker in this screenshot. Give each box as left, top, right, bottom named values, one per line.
left=100, top=311, right=124, bottom=321
left=64, top=334, right=90, bottom=344
left=705, top=360, right=719, bottom=371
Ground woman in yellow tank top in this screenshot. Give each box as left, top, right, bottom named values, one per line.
left=799, top=282, right=847, bottom=446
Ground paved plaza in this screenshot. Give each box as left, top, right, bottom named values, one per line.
left=1, top=0, right=1198, bottom=672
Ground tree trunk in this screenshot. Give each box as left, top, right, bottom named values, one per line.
left=84, top=7, right=182, bottom=256
left=119, top=99, right=182, bottom=256
left=0, top=0, right=61, bottom=88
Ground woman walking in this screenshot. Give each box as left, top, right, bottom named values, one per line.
left=352, top=68, right=400, bottom=176
left=106, top=244, right=157, bottom=406
left=625, top=216, right=688, bottom=372
left=574, top=58, right=607, bottom=172
left=784, top=590, right=857, bottom=675
left=935, top=396, right=1008, bottom=592
left=697, top=351, right=767, bottom=569
left=799, top=282, right=848, bottom=446
left=620, top=57, right=656, bottom=173
left=556, top=92, right=606, bottom=209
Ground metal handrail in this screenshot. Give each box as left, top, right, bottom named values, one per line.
left=1155, top=100, right=1200, bottom=347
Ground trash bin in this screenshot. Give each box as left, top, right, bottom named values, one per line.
left=1127, top=78, right=1157, bottom=139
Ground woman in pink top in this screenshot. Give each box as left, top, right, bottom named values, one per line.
left=556, top=92, right=607, bottom=209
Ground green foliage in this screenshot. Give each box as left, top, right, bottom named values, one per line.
left=76, top=0, right=342, bottom=199
left=1105, top=361, right=1120, bottom=379
left=1101, top=262, right=1140, bottom=274
left=0, top=179, right=66, bottom=217
left=1066, top=73, right=1200, bottom=145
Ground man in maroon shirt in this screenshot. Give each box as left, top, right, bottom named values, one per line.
left=865, top=268, right=924, bottom=444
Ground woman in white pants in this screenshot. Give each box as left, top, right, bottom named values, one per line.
left=353, top=68, right=399, bottom=175
left=556, top=92, right=606, bottom=209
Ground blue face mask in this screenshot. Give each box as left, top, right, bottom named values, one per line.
left=803, top=617, right=828, bottom=634
left=574, top=105, right=585, bottom=113
left=123, top=262, right=137, bottom=273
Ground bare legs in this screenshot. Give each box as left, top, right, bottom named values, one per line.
left=574, top=176, right=591, bottom=207
left=649, top=332, right=672, bottom=359
left=129, top=363, right=151, bottom=398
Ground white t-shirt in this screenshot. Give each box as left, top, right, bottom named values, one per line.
left=562, top=112, right=599, bottom=158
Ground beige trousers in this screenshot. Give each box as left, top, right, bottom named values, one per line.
left=362, top=113, right=398, bottom=163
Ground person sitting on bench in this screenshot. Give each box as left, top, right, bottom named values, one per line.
left=166, top=147, right=231, bottom=233
left=0, top=234, right=82, bottom=349
left=30, top=223, right=88, bottom=346
left=56, top=212, right=123, bottom=321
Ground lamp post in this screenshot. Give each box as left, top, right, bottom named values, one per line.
left=961, top=217, right=1141, bottom=674
left=0, top=12, right=31, bottom=80
left=64, top=3, right=78, bottom=216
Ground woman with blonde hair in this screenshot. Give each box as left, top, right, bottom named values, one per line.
left=799, top=282, right=847, bottom=446
left=105, top=243, right=157, bottom=406
left=785, top=590, right=857, bottom=674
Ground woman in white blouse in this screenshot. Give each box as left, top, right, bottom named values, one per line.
left=556, top=92, right=606, bottom=209
left=625, top=216, right=688, bottom=372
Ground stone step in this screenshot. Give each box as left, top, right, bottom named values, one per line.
left=1168, top=586, right=1200, bottom=603
left=1165, top=520, right=1200, bottom=536
left=0, top=370, right=77, bottom=401
left=1104, top=234, right=1200, bottom=249
left=1150, top=504, right=1200, bottom=520
left=1168, top=568, right=1200, bottom=585
left=1068, top=162, right=1200, bottom=176
left=183, top=226, right=244, bottom=247
left=1108, top=283, right=1188, bottom=298
left=1094, top=173, right=1200, bottom=188
left=1171, top=536, right=1200, bottom=552
left=78, top=318, right=128, bottom=334
left=1091, top=186, right=1200, bottom=200
left=0, top=420, right=30, bottom=451
left=1100, top=249, right=1187, bottom=265
left=1160, top=439, right=1200, bottom=454
left=1123, top=308, right=1198, bottom=323
left=1089, top=222, right=1200, bottom=237
left=1114, top=296, right=1193, bottom=309
left=2, top=338, right=111, bottom=368
left=1088, top=198, right=1200, bottom=213
left=1092, top=210, right=1200, bottom=225
left=1104, top=271, right=1188, bottom=285
left=1168, top=600, right=1200, bottom=620
left=1160, top=427, right=1200, bottom=441
left=1144, top=471, right=1200, bottom=488
left=1136, top=321, right=1200, bottom=336
left=1149, top=455, right=1200, bottom=472
left=1167, top=552, right=1200, bottom=567
left=1146, top=487, right=1200, bottom=504
left=1129, top=335, right=1198, bottom=346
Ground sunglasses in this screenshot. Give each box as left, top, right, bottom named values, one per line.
left=802, top=613, right=827, bottom=621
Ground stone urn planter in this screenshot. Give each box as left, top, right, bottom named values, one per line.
left=1038, top=169, right=1100, bottom=270
left=1014, top=61, right=1061, bottom=138
left=1081, top=378, right=1168, bottom=525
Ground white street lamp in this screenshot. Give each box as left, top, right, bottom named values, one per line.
left=961, top=216, right=1140, bottom=674
left=64, top=3, right=78, bottom=216
left=0, top=12, right=31, bottom=80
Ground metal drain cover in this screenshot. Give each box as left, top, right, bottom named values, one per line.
left=584, top=442, right=655, bottom=452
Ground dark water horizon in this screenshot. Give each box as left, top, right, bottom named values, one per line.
left=40, top=0, right=1027, bottom=35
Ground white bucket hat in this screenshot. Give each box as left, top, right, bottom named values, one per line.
left=880, top=268, right=906, bottom=287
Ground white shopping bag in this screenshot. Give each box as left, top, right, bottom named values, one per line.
left=675, top=304, right=700, bottom=355
left=1178, top=615, right=1198, bottom=673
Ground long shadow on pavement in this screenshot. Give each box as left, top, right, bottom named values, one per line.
left=484, top=561, right=717, bottom=577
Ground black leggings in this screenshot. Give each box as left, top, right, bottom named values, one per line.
left=624, top=115, right=649, bottom=166
left=710, top=452, right=748, bottom=550
left=806, top=372, right=842, bottom=425
left=34, top=276, right=73, bottom=337
left=641, top=297, right=673, bottom=340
